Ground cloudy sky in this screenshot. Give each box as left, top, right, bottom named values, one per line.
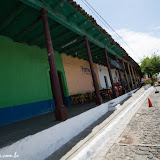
left=74, top=0, right=160, bottom=64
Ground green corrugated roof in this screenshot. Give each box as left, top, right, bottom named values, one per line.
left=0, top=0, right=139, bottom=67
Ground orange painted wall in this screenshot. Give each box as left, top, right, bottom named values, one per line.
left=62, top=54, right=101, bottom=95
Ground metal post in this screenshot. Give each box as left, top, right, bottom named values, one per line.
left=104, top=48, right=117, bottom=98
left=127, top=63, right=134, bottom=89
left=122, top=60, right=131, bottom=91
left=41, top=8, right=68, bottom=121
left=84, top=35, right=103, bottom=104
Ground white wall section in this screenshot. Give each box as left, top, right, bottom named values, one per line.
left=97, top=64, right=111, bottom=88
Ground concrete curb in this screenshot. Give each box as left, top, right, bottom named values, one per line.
left=0, top=103, right=109, bottom=160
left=108, top=88, right=138, bottom=111
left=0, top=89, right=139, bottom=160
left=108, top=88, right=138, bottom=108
left=68, top=87, right=153, bottom=160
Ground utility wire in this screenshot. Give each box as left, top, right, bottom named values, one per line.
left=80, top=0, right=137, bottom=56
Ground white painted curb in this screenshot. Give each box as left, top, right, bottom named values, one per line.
left=108, top=88, right=138, bottom=111
left=0, top=102, right=109, bottom=160
left=0, top=88, right=139, bottom=160
left=71, top=87, right=153, bottom=160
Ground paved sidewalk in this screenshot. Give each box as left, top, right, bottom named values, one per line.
left=92, top=87, right=160, bottom=160
left=48, top=88, right=144, bottom=160
left=0, top=102, right=98, bottom=148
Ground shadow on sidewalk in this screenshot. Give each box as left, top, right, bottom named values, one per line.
left=0, top=102, right=101, bottom=149
left=0, top=92, right=134, bottom=149
left=46, top=111, right=114, bottom=160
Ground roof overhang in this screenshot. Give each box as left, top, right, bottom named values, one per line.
left=0, top=0, right=139, bottom=67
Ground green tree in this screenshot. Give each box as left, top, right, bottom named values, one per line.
left=140, top=57, right=152, bottom=77
left=150, top=54, right=160, bottom=75
left=140, top=54, right=160, bottom=77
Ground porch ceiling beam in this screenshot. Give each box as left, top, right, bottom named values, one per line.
left=92, top=57, right=105, bottom=63
left=113, top=48, right=122, bottom=52
left=76, top=54, right=88, bottom=60
left=78, top=48, right=90, bottom=56
left=86, top=27, right=96, bottom=34
left=28, top=24, right=62, bottom=44
left=111, top=49, right=121, bottom=53
left=61, top=40, right=84, bottom=53
left=76, top=44, right=97, bottom=55
left=56, top=35, right=81, bottom=49
left=92, top=56, right=101, bottom=60
left=0, top=3, right=26, bottom=32
left=109, top=47, right=124, bottom=56
left=14, top=16, right=42, bottom=40
left=110, top=48, right=119, bottom=53
left=97, top=36, right=108, bottom=42
left=101, top=62, right=107, bottom=66
left=27, top=32, right=44, bottom=44
left=99, top=37, right=110, bottom=43
left=92, top=56, right=104, bottom=62
left=77, top=54, right=104, bottom=63
left=94, top=33, right=103, bottom=39
left=90, top=47, right=102, bottom=53
left=90, top=45, right=99, bottom=51
left=91, top=48, right=103, bottom=54
left=68, top=51, right=89, bottom=61
left=78, top=19, right=90, bottom=28
left=19, top=0, right=121, bottom=59
left=116, top=47, right=125, bottom=54
left=55, top=30, right=73, bottom=41
left=67, top=12, right=78, bottom=22
left=109, top=44, right=123, bottom=51
left=53, top=0, right=66, bottom=12
left=91, top=50, right=103, bottom=56
left=117, top=50, right=124, bottom=54
left=92, top=54, right=105, bottom=61
left=108, top=45, right=117, bottom=49
left=117, top=52, right=125, bottom=56
left=114, top=50, right=124, bottom=56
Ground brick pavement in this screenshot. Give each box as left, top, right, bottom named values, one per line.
left=92, top=87, right=160, bottom=160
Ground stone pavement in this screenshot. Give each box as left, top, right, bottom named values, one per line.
left=92, top=87, right=160, bottom=160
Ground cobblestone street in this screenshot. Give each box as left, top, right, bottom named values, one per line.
left=94, top=87, right=160, bottom=160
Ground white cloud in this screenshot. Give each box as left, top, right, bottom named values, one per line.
left=153, top=27, right=160, bottom=30
left=111, top=29, right=160, bottom=64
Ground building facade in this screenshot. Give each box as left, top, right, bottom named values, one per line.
left=0, top=0, right=140, bottom=126
left=62, top=53, right=100, bottom=95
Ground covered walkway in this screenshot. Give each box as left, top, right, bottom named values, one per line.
left=0, top=89, right=135, bottom=149
left=0, top=102, right=101, bottom=148
left=0, top=0, right=140, bottom=126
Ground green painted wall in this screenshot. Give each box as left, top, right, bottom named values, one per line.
left=0, top=35, right=69, bottom=108
left=54, top=51, right=69, bottom=97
